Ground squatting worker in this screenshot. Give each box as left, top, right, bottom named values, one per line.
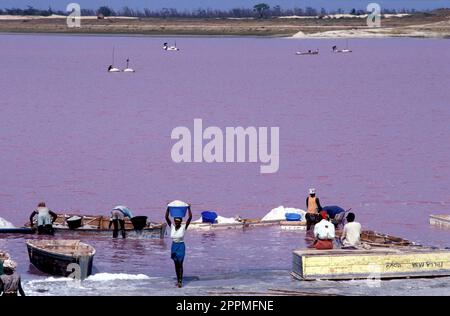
left=313, top=211, right=335, bottom=250
left=305, top=188, right=323, bottom=230
left=165, top=205, right=192, bottom=288
left=0, top=260, right=26, bottom=297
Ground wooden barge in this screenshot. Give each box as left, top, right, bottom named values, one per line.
left=292, top=230, right=450, bottom=280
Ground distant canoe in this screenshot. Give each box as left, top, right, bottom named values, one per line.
left=0, top=227, right=36, bottom=234
left=26, top=239, right=95, bottom=279
left=29, top=214, right=167, bottom=239
left=295, top=51, right=319, bottom=55
left=430, top=214, right=450, bottom=229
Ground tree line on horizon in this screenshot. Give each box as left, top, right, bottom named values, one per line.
left=0, top=4, right=427, bottom=19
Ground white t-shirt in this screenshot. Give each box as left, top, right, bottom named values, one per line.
left=170, top=224, right=186, bottom=243
left=341, top=222, right=362, bottom=247
left=314, top=219, right=335, bottom=240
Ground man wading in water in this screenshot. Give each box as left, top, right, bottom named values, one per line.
left=305, top=188, right=323, bottom=230
left=165, top=205, right=192, bottom=288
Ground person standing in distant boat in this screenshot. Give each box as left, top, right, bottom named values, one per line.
left=0, top=260, right=26, bottom=297
left=29, top=202, right=58, bottom=235
left=109, top=205, right=133, bottom=239
left=165, top=205, right=192, bottom=288
left=305, top=188, right=323, bottom=230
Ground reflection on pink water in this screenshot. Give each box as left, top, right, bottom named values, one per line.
left=0, top=35, right=450, bottom=280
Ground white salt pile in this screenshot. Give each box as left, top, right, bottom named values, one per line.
left=261, top=206, right=306, bottom=221
left=0, top=217, right=15, bottom=228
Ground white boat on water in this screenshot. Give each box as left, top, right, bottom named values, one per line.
left=163, top=42, right=180, bottom=51
left=332, top=40, right=352, bottom=53
left=296, top=49, right=319, bottom=55
left=430, top=214, right=450, bottom=228
left=123, top=58, right=135, bottom=73
left=108, top=47, right=121, bottom=72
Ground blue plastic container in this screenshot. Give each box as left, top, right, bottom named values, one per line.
left=169, top=206, right=188, bottom=218
left=285, top=213, right=301, bottom=221
left=201, top=211, right=218, bottom=223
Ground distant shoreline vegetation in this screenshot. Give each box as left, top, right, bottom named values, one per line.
left=0, top=4, right=434, bottom=19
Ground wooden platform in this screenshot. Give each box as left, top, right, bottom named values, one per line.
left=280, top=221, right=307, bottom=230
left=430, top=214, right=450, bottom=229
left=292, top=247, right=450, bottom=280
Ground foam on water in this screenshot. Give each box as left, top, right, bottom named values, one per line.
left=86, top=273, right=151, bottom=281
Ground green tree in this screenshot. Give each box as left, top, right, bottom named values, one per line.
left=253, top=3, right=270, bottom=19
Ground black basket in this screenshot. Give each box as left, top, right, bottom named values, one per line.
left=131, top=216, right=148, bottom=230
left=67, top=216, right=83, bottom=230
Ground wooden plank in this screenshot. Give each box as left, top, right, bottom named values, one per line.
left=293, top=248, right=450, bottom=280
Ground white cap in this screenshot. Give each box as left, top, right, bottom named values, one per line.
left=167, top=200, right=189, bottom=207
left=3, top=259, right=17, bottom=270
left=309, top=188, right=316, bottom=195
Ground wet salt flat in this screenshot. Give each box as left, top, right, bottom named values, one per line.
left=0, top=35, right=450, bottom=295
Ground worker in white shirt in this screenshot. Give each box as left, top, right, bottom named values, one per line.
left=312, top=211, right=335, bottom=250
left=340, top=212, right=361, bottom=248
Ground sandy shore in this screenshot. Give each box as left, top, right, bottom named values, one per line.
left=0, top=10, right=449, bottom=38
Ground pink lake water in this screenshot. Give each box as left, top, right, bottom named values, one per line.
left=0, top=35, right=449, bottom=295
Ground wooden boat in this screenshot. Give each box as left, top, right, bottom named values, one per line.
left=292, top=247, right=450, bottom=281
left=26, top=239, right=95, bottom=279
left=280, top=220, right=307, bottom=230
left=296, top=50, right=319, bottom=55
left=31, top=214, right=167, bottom=239
left=334, top=229, right=417, bottom=247
left=0, top=227, right=36, bottom=234
left=430, top=214, right=450, bottom=229
left=189, top=218, right=304, bottom=230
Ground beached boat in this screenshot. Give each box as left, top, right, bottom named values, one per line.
left=26, top=239, right=95, bottom=279
left=429, top=214, right=450, bottom=229
left=41, top=214, right=167, bottom=239
left=0, top=227, right=36, bottom=234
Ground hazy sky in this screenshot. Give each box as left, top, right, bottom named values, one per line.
left=1, top=0, right=449, bottom=11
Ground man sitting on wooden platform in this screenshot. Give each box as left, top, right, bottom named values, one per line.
left=311, top=211, right=335, bottom=250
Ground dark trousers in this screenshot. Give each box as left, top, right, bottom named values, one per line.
left=305, top=213, right=321, bottom=231
left=37, top=224, right=54, bottom=235
left=112, top=219, right=126, bottom=238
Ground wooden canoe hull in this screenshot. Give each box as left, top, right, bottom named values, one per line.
left=430, top=214, right=450, bottom=229
left=188, top=219, right=306, bottom=230
left=0, top=227, right=36, bottom=234
left=292, top=248, right=450, bottom=281
left=53, top=225, right=167, bottom=239
left=33, top=214, right=167, bottom=239
left=26, top=240, right=95, bottom=279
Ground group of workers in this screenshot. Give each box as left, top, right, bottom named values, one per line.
left=11, top=191, right=361, bottom=295
left=306, top=188, right=362, bottom=250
